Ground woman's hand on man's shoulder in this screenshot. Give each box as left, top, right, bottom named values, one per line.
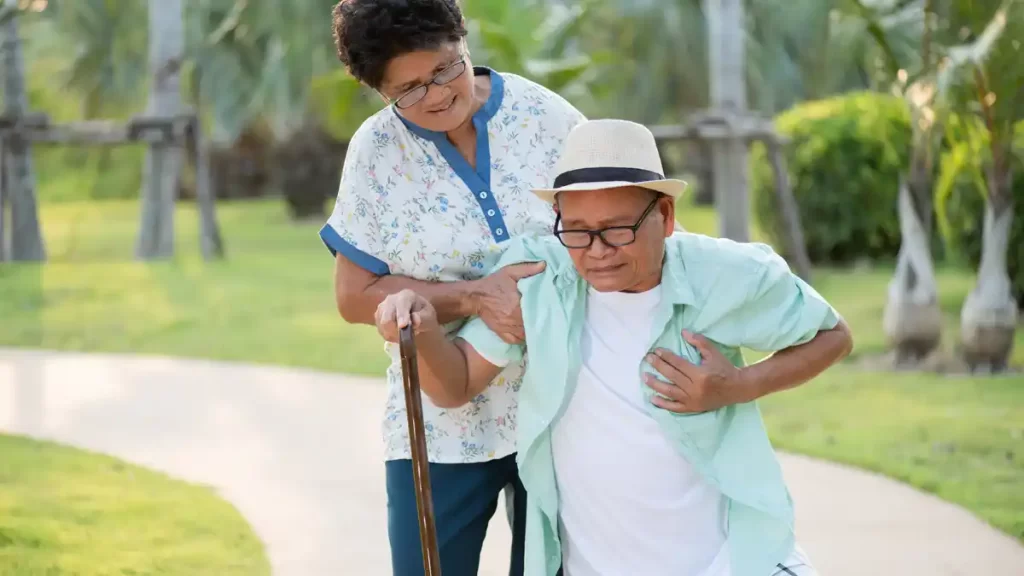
left=467, top=261, right=546, bottom=344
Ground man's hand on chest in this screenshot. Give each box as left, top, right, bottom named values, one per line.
left=642, top=330, right=754, bottom=413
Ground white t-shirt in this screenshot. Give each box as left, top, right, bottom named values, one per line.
left=551, top=285, right=730, bottom=576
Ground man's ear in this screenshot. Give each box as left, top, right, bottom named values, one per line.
left=660, top=197, right=676, bottom=237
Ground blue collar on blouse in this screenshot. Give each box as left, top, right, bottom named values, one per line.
left=394, top=66, right=505, bottom=140
left=392, top=66, right=511, bottom=243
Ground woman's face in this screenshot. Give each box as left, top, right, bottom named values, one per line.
left=378, top=42, right=476, bottom=133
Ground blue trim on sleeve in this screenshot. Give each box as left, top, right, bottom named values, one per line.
left=319, top=224, right=391, bottom=276
left=394, top=67, right=510, bottom=244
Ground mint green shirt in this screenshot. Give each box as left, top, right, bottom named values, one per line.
left=458, top=232, right=841, bottom=576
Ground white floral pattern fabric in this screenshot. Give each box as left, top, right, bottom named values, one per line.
left=320, top=68, right=586, bottom=463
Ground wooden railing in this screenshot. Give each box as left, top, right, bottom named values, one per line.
left=648, top=111, right=811, bottom=281
left=0, top=111, right=223, bottom=262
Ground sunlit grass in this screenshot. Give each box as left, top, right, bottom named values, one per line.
left=0, top=199, right=385, bottom=375
left=759, top=368, right=1024, bottom=542
left=0, top=434, right=269, bottom=575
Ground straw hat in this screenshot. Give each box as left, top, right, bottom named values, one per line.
left=531, top=119, right=688, bottom=204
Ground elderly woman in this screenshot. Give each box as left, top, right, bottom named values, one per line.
left=320, top=0, right=585, bottom=573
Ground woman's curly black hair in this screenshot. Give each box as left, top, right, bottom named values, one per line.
left=332, top=0, right=468, bottom=89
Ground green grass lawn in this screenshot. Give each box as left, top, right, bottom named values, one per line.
left=0, top=434, right=269, bottom=576
left=1, top=197, right=1022, bottom=542
left=0, top=199, right=382, bottom=375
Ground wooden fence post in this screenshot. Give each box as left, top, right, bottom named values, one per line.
left=0, top=112, right=225, bottom=261
left=767, top=138, right=812, bottom=282
left=0, top=136, right=6, bottom=262
left=188, top=120, right=224, bottom=260
left=704, top=0, right=750, bottom=242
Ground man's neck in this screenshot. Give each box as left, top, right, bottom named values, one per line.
left=621, top=271, right=663, bottom=294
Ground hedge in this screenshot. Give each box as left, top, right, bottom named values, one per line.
left=751, top=91, right=911, bottom=264
left=752, top=91, right=1022, bottom=306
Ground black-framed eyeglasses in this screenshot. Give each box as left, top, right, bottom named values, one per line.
left=554, top=197, right=660, bottom=249
left=391, top=58, right=468, bottom=110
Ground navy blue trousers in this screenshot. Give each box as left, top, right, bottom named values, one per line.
left=385, top=453, right=526, bottom=576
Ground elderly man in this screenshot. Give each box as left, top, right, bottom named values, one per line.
left=376, top=119, right=853, bottom=576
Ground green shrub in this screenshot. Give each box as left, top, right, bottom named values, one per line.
left=939, top=121, right=1024, bottom=308
left=274, top=125, right=347, bottom=220
left=751, top=92, right=912, bottom=264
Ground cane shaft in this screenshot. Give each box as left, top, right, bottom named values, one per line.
left=399, top=325, right=442, bottom=575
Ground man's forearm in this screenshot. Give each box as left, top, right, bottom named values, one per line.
left=737, top=320, right=853, bottom=402
left=413, top=328, right=473, bottom=408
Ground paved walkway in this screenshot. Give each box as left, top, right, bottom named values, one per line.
left=1, top=349, right=1021, bottom=575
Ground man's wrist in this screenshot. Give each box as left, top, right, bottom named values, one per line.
left=732, top=366, right=764, bottom=405
left=417, top=324, right=449, bottom=351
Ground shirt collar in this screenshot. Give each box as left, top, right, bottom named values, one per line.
left=659, top=234, right=697, bottom=306
left=394, top=66, right=505, bottom=142
left=554, top=234, right=697, bottom=306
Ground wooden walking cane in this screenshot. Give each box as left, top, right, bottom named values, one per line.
left=399, top=324, right=443, bottom=575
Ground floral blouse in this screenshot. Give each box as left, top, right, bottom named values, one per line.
left=320, top=67, right=586, bottom=463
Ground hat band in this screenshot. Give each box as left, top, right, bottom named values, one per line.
left=552, top=167, right=664, bottom=189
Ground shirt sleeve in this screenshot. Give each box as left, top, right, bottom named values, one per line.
left=706, top=244, right=841, bottom=352
left=551, top=91, right=587, bottom=135
left=318, top=125, right=391, bottom=276
left=457, top=317, right=524, bottom=368
left=529, top=79, right=587, bottom=137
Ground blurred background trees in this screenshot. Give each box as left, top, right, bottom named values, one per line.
left=7, top=0, right=1022, bottom=364
left=21, top=0, right=933, bottom=214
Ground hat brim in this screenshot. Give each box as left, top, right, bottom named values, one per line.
left=531, top=179, right=688, bottom=204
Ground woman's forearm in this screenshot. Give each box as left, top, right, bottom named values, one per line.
left=355, top=274, right=479, bottom=324
left=334, top=254, right=479, bottom=326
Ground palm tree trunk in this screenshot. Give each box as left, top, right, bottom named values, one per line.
left=884, top=120, right=943, bottom=365
left=1, top=6, right=45, bottom=261
left=136, top=0, right=184, bottom=260
left=883, top=172, right=942, bottom=365
left=959, top=159, right=1017, bottom=372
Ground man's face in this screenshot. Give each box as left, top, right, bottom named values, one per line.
left=555, top=187, right=675, bottom=293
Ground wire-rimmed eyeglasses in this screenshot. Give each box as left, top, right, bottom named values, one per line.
left=391, top=58, right=468, bottom=110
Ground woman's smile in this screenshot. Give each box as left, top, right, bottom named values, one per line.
left=427, top=94, right=457, bottom=115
